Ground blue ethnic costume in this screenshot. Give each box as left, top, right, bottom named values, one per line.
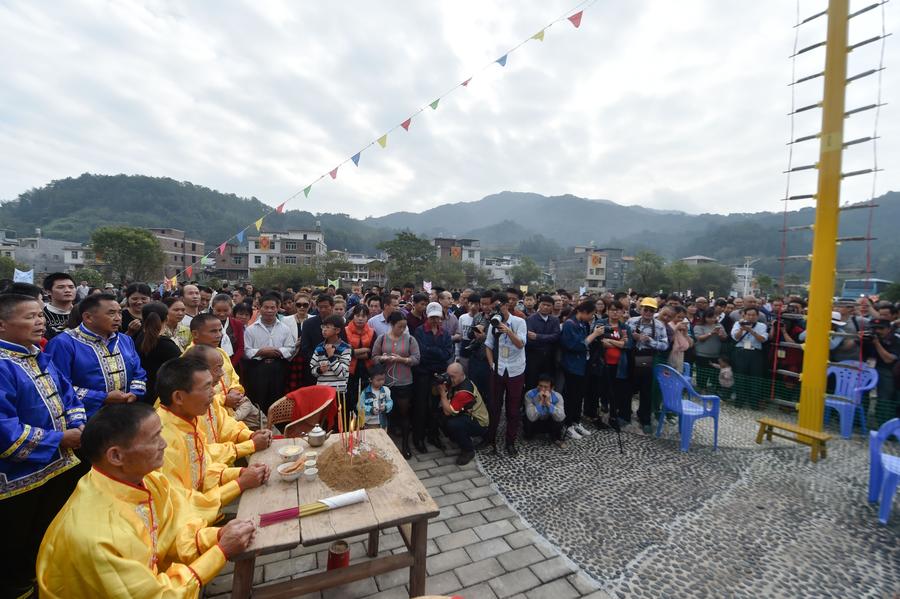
left=45, top=324, right=147, bottom=418
left=0, top=339, right=88, bottom=597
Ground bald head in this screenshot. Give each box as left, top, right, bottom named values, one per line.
left=447, top=362, right=466, bottom=386
left=182, top=284, right=201, bottom=309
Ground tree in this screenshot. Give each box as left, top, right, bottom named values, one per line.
left=321, top=256, right=354, bottom=280
left=692, top=263, right=735, bottom=297
left=0, top=255, right=30, bottom=281
left=423, top=259, right=468, bottom=289
left=625, top=251, right=669, bottom=293
left=91, top=226, right=165, bottom=283
left=664, top=261, right=694, bottom=293
left=509, top=257, right=542, bottom=286
left=377, top=232, right=435, bottom=286
left=251, top=265, right=319, bottom=290
left=881, top=282, right=900, bottom=303
left=70, top=267, right=106, bottom=288
left=756, top=274, right=775, bottom=295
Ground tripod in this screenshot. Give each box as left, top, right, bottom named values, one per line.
left=608, top=415, right=625, bottom=454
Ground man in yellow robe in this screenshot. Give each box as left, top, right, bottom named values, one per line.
left=186, top=314, right=263, bottom=429
left=155, top=357, right=269, bottom=524
left=37, top=403, right=257, bottom=598
left=183, top=345, right=271, bottom=465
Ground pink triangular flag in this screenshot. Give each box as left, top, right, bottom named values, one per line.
left=330, top=167, right=338, bottom=179
left=401, top=118, right=411, bottom=131
left=568, top=11, right=583, bottom=28
left=276, top=202, right=286, bottom=214
left=218, top=242, right=226, bottom=254
left=461, top=77, right=472, bottom=87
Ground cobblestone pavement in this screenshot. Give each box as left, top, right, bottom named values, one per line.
left=207, top=402, right=899, bottom=598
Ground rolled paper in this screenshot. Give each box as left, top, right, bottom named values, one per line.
left=318, top=489, right=369, bottom=510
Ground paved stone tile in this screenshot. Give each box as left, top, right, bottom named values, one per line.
left=434, top=528, right=480, bottom=552
left=256, top=549, right=291, bottom=565
left=454, top=556, right=506, bottom=587
left=374, top=566, right=408, bottom=591
left=457, top=497, right=493, bottom=514
left=482, top=505, right=517, bottom=521
left=497, top=545, right=544, bottom=572
left=434, top=491, right=468, bottom=507
left=457, top=582, right=499, bottom=599
left=470, top=475, right=491, bottom=486
left=445, top=511, right=488, bottom=532
left=464, top=485, right=498, bottom=500
left=322, top=577, right=379, bottom=599
left=421, top=474, right=452, bottom=489
left=410, top=458, right=436, bottom=471
left=433, top=504, right=460, bottom=522
left=434, top=454, right=461, bottom=466
left=442, top=478, right=476, bottom=493
left=489, top=494, right=507, bottom=506
left=465, top=537, right=513, bottom=561
left=425, top=570, right=462, bottom=595
left=530, top=555, right=577, bottom=583
left=473, top=519, right=517, bottom=540
left=263, top=554, right=316, bottom=582
left=362, top=587, right=410, bottom=599
left=488, top=567, right=542, bottom=598
left=447, top=468, right=482, bottom=481
left=425, top=546, right=472, bottom=575
left=566, top=572, right=601, bottom=594
left=429, top=464, right=461, bottom=477
left=524, top=578, right=580, bottom=599
left=504, top=529, right=540, bottom=549
left=424, top=520, right=451, bottom=539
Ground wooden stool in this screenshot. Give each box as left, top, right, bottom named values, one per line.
left=755, top=417, right=832, bottom=462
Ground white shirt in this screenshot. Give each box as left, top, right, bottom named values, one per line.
left=485, top=314, right=528, bottom=377
left=244, top=318, right=297, bottom=360
left=368, top=313, right=391, bottom=338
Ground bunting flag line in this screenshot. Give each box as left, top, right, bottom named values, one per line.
left=200, top=257, right=212, bottom=266
left=185, top=265, right=193, bottom=278
left=162, top=0, right=594, bottom=283
left=568, top=10, right=583, bottom=28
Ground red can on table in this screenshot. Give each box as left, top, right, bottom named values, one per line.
left=326, top=540, right=350, bottom=570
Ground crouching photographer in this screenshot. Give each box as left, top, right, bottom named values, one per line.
left=437, top=363, right=490, bottom=465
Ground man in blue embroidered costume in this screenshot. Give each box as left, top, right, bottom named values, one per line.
left=37, top=403, right=257, bottom=598
left=45, top=293, right=147, bottom=418
left=0, top=293, right=86, bottom=599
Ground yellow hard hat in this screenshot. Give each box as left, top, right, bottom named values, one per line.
left=639, top=297, right=658, bottom=310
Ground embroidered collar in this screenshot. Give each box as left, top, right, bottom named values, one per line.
left=91, top=467, right=152, bottom=503
left=78, top=323, right=117, bottom=344
left=0, top=338, right=40, bottom=356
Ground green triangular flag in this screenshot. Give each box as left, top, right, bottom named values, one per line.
left=430, top=99, right=440, bottom=110
left=303, top=186, right=311, bottom=198
left=532, top=30, right=545, bottom=41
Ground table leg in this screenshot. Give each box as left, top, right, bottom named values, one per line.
left=367, top=529, right=380, bottom=558
left=755, top=423, right=765, bottom=444
left=232, top=556, right=256, bottom=599
left=408, top=519, right=427, bottom=597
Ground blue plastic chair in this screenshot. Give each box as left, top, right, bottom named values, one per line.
left=867, top=418, right=900, bottom=525
left=823, top=360, right=878, bottom=439
left=655, top=364, right=720, bottom=452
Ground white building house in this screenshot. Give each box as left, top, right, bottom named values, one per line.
left=482, top=255, right=521, bottom=285
left=248, top=228, right=327, bottom=269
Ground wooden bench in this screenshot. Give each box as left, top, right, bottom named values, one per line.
left=755, top=417, right=832, bottom=463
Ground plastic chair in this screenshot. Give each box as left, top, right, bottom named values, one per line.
left=655, top=364, right=720, bottom=452
left=267, top=385, right=337, bottom=438
left=868, top=418, right=900, bottom=525
left=823, top=360, right=878, bottom=439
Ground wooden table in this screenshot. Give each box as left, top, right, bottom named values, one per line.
left=230, top=429, right=440, bottom=599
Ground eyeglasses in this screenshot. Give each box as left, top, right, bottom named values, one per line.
left=297, top=303, right=310, bottom=308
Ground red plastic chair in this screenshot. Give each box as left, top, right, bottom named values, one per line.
left=267, top=385, right=338, bottom=438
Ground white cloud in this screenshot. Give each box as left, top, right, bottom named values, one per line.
left=0, top=0, right=896, bottom=218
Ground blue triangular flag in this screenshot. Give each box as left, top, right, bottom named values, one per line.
left=351, top=152, right=361, bottom=166
left=496, top=54, right=508, bottom=67
left=236, top=230, right=244, bottom=243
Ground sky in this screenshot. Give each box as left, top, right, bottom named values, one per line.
left=1, top=0, right=897, bottom=219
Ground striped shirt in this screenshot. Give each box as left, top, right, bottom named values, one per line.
left=309, top=340, right=351, bottom=390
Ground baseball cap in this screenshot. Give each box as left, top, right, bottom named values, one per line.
left=426, top=302, right=443, bottom=318
left=830, top=311, right=846, bottom=326
left=639, top=297, right=658, bottom=310
left=104, top=283, right=114, bottom=289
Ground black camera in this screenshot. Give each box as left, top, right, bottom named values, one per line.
left=739, top=321, right=751, bottom=327
left=434, top=372, right=451, bottom=386
left=489, top=308, right=503, bottom=330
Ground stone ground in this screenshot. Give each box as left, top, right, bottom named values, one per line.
left=207, top=402, right=900, bottom=598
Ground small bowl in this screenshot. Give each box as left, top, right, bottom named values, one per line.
left=304, top=467, right=318, bottom=482
left=305, top=451, right=318, bottom=461
left=276, top=462, right=303, bottom=482
left=304, top=459, right=317, bottom=470
left=278, top=445, right=303, bottom=462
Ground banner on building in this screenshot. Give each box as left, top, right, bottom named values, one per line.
left=450, top=246, right=462, bottom=261
left=260, top=236, right=271, bottom=251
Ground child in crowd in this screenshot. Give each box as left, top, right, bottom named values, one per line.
left=715, top=355, right=734, bottom=398
left=310, top=315, right=352, bottom=391
left=359, top=365, right=393, bottom=428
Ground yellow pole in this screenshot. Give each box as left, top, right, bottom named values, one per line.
left=797, top=0, right=849, bottom=433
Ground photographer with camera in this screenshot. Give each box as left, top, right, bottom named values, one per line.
left=436, top=362, right=490, bottom=465
left=560, top=300, right=605, bottom=440
left=730, top=306, right=768, bottom=409
left=865, top=318, right=899, bottom=426
left=458, top=293, right=493, bottom=412
left=411, top=302, right=454, bottom=453
left=484, top=292, right=528, bottom=456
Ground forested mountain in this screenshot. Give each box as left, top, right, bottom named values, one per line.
left=1, top=174, right=897, bottom=280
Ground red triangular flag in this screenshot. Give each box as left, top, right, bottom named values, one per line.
left=461, top=78, right=472, bottom=87
left=276, top=202, right=286, bottom=213
left=218, top=242, right=226, bottom=254
left=185, top=265, right=193, bottom=278
left=401, top=118, right=411, bottom=131
left=329, top=167, right=338, bottom=179
left=568, top=11, right=583, bottom=28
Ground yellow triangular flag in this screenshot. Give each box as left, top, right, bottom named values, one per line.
left=532, top=30, right=545, bottom=41
left=255, top=217, right=264, bottom=231
left=170, top=275, right=177, bottom=288
left=377, top=134, right=387, bottom=148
